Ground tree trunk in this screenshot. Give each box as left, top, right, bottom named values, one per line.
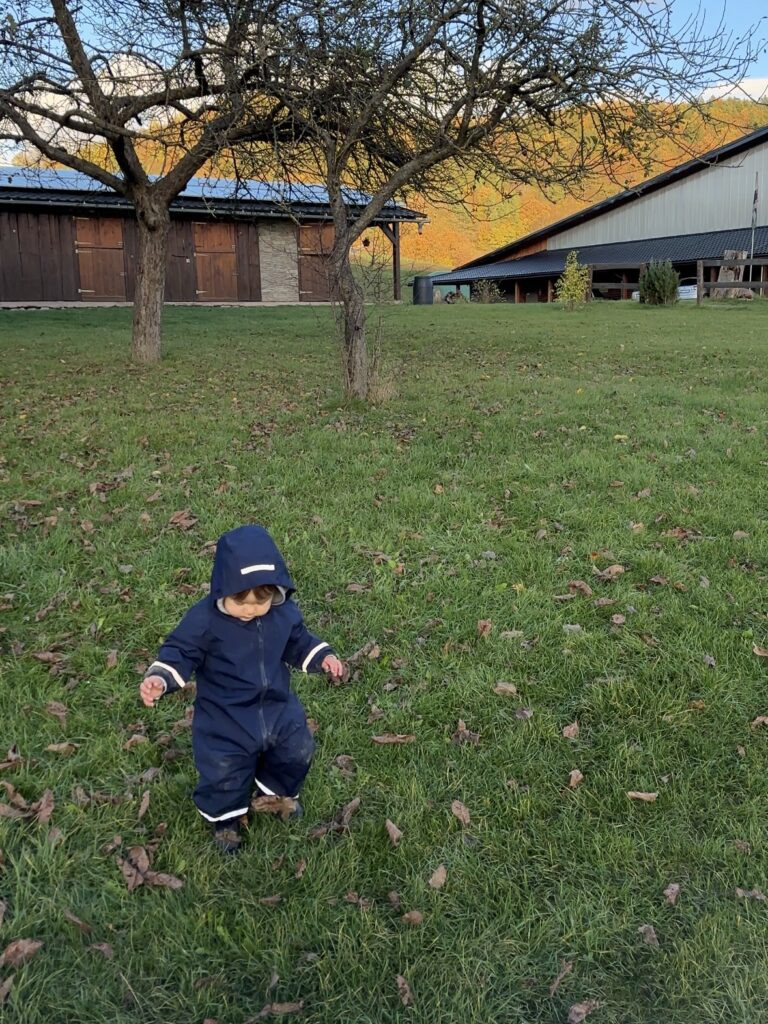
left=131, top=197, right=171, bottom=364
left=332, top=242, right=368, bottom=400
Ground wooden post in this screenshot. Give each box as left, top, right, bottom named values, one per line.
left=696, top=260, right=704, bottom=305
left=547, top=278, right=554, bottom=303
left=514, top=281, right=522, bottom=304
left=621, top=272, right=628, bottom=301
left=392, top=222, right=401, bottom=301
left=586, top=265, right=594, bottom=302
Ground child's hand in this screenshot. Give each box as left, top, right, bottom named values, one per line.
left=321, top=654, right=344, bottom=682
left=140, top=675, right=166, bottom=707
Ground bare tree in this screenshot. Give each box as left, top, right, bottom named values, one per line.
left=0, top=0, right=284, bottom=362
left=234, top=0, right=760, bottom=399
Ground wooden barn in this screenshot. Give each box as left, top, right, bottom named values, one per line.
left=0, top=168, right=422, bottom=305
left=431, top=124, right=768, bottom=302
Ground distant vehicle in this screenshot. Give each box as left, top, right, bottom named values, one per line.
left=631, top=277, right=698, bottom=301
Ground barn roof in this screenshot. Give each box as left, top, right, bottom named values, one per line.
left=431, top=224, right=768, bottom=284
left=456, top=123, right=768, bottom=270
left=0, top=166, right=422, bottom=222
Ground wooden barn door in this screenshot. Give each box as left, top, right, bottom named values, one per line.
left=74, top=217, right=127, bottom=300
left=193, top=222, right=237, bottom=300
left=298, top=224, right=336, bottom=301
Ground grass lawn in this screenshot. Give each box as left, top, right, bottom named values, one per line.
left=1, top=300, right=767, bottom=1024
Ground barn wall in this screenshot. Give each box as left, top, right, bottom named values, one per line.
left=258, top=222, right=299, bottom=301
left=550, top=142, right=768, bottom=249
left=0, top=211, right=79, bottom=300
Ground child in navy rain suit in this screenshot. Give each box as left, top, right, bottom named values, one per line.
left=140, top=524, right=343, bottom=852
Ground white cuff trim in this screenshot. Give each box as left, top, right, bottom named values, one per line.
left=254, top=777, right=277, bottom=796
left=240, top=563, right=276, bottom=574
left=302, top=642, right=329, bottom=673
left=197, top=806, right=249, bottom=822
left=150, top=661, right=186, bottom=688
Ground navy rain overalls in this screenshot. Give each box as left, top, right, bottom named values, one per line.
left=145, top=525, right=333, bottom=823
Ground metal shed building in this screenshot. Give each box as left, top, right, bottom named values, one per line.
left=0, top=168, right=421, bottom=305
left=432, top=124, right=768, bottom=301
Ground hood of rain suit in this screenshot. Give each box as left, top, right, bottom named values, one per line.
left=209, top=525, right=295, bottom=602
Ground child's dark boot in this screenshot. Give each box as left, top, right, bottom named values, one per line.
left=212, top=818, right=242, bottom=854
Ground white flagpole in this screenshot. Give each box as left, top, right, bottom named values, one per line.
left=750, top=171, right=758, bottom=286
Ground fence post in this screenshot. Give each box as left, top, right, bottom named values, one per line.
left=586, top=265, right=594, bottom=302
left=696, top=260, right=704, bottom=305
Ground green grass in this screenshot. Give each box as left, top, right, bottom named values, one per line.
left=1, top=300, right=767, bottom=1023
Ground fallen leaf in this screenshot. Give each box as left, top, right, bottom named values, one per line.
left=333, top=754, right=356, bottom=779
left=752, top=645, right=768, bottom=658
left=515, top=708, right=534, bottom=720
left=34, top=789, right=54, bottom=825
left=451, top=719, right=480, bottom=745
left=169, top=509, right=198, bottom=531
left=45, top=743, right=79, bottom=755
left=562, top=721, right=580, bottom=740
left=451, top=800, right=471, bottom=826
left=101, top=835, right=122, bottom=855
left=593, top=597, right=615, bottom=608
left=734, top=840, right=752, bottom=854
left=568, top=769, right=584, bottom=789
left=535, top=528, right=548, bottom=541
left=248, top=1000, right=305, bottom=1020
left=0, top=745, right=22, bottom=771
left=145, top=871, right=184, bottom=890
left=549, top=959, right=573, bottom=997
left=0, top=975, right=13, bottom=1005
left=385, top=819, right=403, bottom=847
left=477, top=619, right=493, bottom=637
left=117, top=846, right=151, bottom=891
left=294, top=859, right=307, bottom=879
left=635, top=487, right=652, bottom=499
left=627, top=791, right=658, bottom=803
left=429, top=864, right=447, bottom=890
left=401, top=910, right=423, bottom=926
left=663, top=883, right=681, bottom=906
left=733, top=530, right=750, bottom=540
left=396, top=975, right=414, bottom=1007
left=106, top=650, right=118, bottom=669
left=649, top=575, right=669, bottom=586
left=703, top=654, right=716, bottom=669
left=251, top=795, right=298, bottom=820
left=63, top=909, right=92, bottom=934
left=0, top=938, right=43, bottom=967
left=568, top=580, right=593, bottom=597
left=563, top=623, right=582, bottom=634
left=638, top=923, right=659, bottom=946
left=45, top=701, right=68, bottom=727
left=259, top=895, right=282, bottom=906
left=610, top=614, right=626, bottom=626
left=750, top=716, right=768, bottom=729
left=123, top=734, right=149, bottom=750
left=593, top=563, right=625, bottom=581
left=371, top=733, right=416, bottom=744
left=568, top=1000, right=601, bottom=1024
left=736, top=887, right=766, bottom=901
left=88, top=942, right=114, bottom=959
left=138, top=790, right=151, bottom=820
left=493, top=681, right=518, bottom=696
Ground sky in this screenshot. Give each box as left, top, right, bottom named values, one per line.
left=672, top=0, right=768, bottom=90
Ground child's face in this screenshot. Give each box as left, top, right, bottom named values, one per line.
left=223, top=585, right=276, bottom=621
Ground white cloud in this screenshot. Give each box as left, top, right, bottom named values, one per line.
left=703, top=77, right=768, bottom=101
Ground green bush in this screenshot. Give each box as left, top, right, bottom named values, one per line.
left=555, top=250, right=591, bottom=310
left=472, top=278, right=503, bottom=303
left=639, top=260, right=680, bottom=305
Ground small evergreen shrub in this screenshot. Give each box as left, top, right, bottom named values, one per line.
left=555, top=251, right=591, bottom=310
left=639, top=261, right=680, bottom=305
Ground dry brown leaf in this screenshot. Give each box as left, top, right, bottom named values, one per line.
left=627, top=791, right=658, bottom=803
left=0, top=938, right=43, bottom=967
left=401, top=910, right=423, bottom=926
left=610, top=614, right=626, bottom=626
left=477, top=619, right=493, bottom=637
left=0, top=745, right=22, bottom=771
left=101, top=835, right=122, bottom=855
left=106, top=650, right=118, bottom=669
left=734, top=839, right=752, bottom=854
left=88, top=942, right=115, bottom=959
left=0, top=975, right=13, bottom=1005
left=117, top=846, right=151, bottom=891
left=515, top=708, right=534, bottom=720
left=663, top=883, right=681, bottom=906
left=396, top=975, right=414, bottom=1007
left=568, top=999, right=601, bottom=1024
left=750, top=716, right=768, bottom=729
left=753, top=645, right=768, bottom=658
left=145, top=871, right=184, bottom=890
left=593, top=563, right=625, bottom=581
left=548, top=959, right=573, bottom=997
left=371, top=733, right=416, bottom=745
left=169, top=509, right=198, bottom=530
left=138, top=790, right=151, bottom=820
left=248, top=1000, right=305, bottom=1020
left=385, top=819, right=403, bottom=847
left=294, top=859, right=307, bottom=880
left=45, top=742, right=79, bottom=755
left=733, top=530, right=750, bottom=540
left=493, top=681, right=518, bottom=696
left=451, top=800, right=471, bottom=826
left=451, top=719, right=480, bottom=745
left=0, top=901, right=5, bottom=927
left=259, top=895, right=282, bottom=906
left=34, top=789, right=54, bottom=825
left=63, top=909, right=92, bottom=934
left=45, top=701, right=68, bottom=727
left=333, top=754, right=356, bottom=779
left=429, top=864, right=447, bottom=890
left=251, top=795, right=298, bottom=820
left=562, top=721, right=580, bottom=740
left=568, top=580, right=593, bottom=597
left=568, top=769, right=584, bottom=789
left=736, top=887, right=766, bottom=901
left=638, top=923, right=659, bottom=946
left=123, top=734, right=149, bottom=750
left=388, top=891, right=402, bottom=910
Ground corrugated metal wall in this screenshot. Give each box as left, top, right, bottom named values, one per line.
left=550, top=141, right=768, bottom=249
